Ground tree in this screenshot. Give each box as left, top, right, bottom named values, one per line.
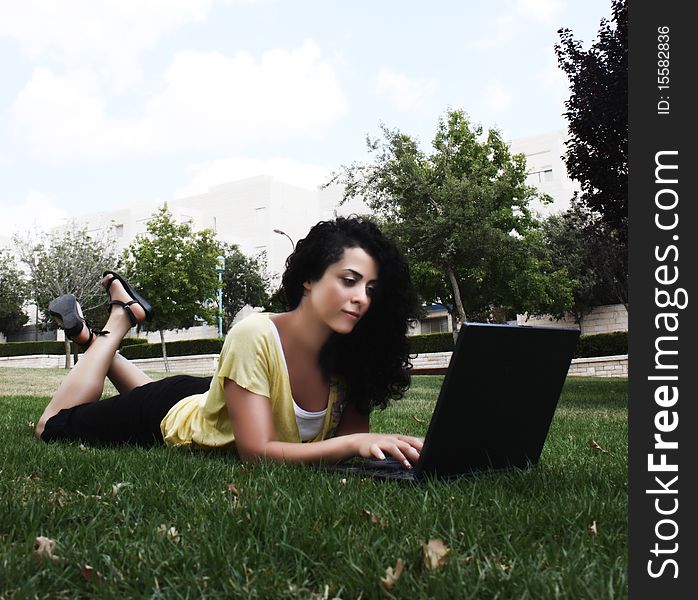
left=555, top=0, right=628, bottom=307
left=542, top=204, right=623, bottom=322
left=328, top=109, right=573, bottom=328
left=13, top=224, right=119, bottom=367
left=218, top=243, right=270, bottom=330
left=555, top=0, right=627, bottom=236
left=0, top=250, right=29, bottom=335
left=123, top=204, right=219, bottom=371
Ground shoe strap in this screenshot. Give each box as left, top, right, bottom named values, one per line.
left=109, top=299, right=141, bottom=327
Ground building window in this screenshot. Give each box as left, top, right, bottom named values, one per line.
left=526, top=167, right=554, bottom=185
left=114, top=224, right=124, bottom=238
left=421, top=316, right=449, bottom=334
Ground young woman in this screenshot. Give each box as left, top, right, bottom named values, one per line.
left=35, top=217, right=423, bottom=468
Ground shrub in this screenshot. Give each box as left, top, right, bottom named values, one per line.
left=408, top=333, right=454, bottom=354
left=120, top=338, right=224, bottom=360
left=574, top=331, right=627, bottom=358
left=406, top=329, right=627, bottom=359
left=0, top=341, right=68, bottom=357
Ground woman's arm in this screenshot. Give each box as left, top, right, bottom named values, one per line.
left=224, top=379, right=422, bottom=467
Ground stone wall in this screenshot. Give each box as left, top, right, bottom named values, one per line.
left=2, top=351, right=628, bottom=378
left=566, top=354, right=628, bottom=377
left=0, top=353, right=219, bottom=374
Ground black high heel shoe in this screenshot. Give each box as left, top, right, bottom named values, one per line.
left=48, top=294, right=109, bottom=346
left=101, top=271, right=153, bottom=326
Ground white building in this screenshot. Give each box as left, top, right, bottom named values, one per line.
left=509, top=129, right=581, bottom=217
left=72, top=175, right=370, bottom=285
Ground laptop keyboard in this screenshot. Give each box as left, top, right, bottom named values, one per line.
left=327, top=458, right=416, bottom=480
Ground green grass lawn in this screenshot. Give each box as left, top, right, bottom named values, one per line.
left=0, top=369, right=627, bottom=599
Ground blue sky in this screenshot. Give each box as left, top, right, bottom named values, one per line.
left=0, top=0, right=612, bottom=236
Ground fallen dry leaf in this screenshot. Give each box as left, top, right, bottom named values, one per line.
left=32, top=536, right=63, bottom=564
left=48, top=489, right=68, bottom=508
left=421, top=539, right=450, bottom=571
left=156, top=524, right=181, bottom=543
left=111, top=482, right=131, bottom=496
left=380, top=558, right=404, bottom=590
left=589, top=439, right=610, bottom=454
left=589, top=520, right=598, bottom=536
left=79, top=444, right=88, bottom=451
left=80, top=564, right=103, bottom=584
left=340, top=478, right=347, bottom=485
left=225, top=483, right=240, bottom=497
left=411, top=415, right=426, bottom=424
left=360, top=508, right=386, bottom=527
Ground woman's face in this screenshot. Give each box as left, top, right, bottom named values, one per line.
left=302, top=246, right=378, bottom=334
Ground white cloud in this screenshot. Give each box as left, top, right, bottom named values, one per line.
left=473, top=0, right=563, bottom=48
left=176, top=157, right=332, bottom=197
left=0, top=0, right=217, bottom=89
left=375, top=68, right=435, bottom=111
left=11, top=40, right=347, bottom=160
left=536, top=50, right=569, bottom=100
left=479, top=81, right=513, bottom=115
left=12, top=67, right=131, bottom=161
left=1, top=190, right=69, bottom=240
left=517, top=0, right=563, bottom=26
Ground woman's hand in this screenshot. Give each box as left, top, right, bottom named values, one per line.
left=351, top=433, right=423, bottom=469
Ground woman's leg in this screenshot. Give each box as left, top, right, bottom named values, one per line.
left=35, top=279, right=148, bottom=439
left=107, top=353, right=153, bottom=395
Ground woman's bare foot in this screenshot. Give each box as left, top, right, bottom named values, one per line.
left=100, top=274, right=148, bottom=325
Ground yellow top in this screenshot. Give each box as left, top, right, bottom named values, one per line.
left=160, top=313, right=346, bottom=448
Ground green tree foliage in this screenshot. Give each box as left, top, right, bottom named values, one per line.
left=218, top=243, right=270, bottom=330
left=329, top=109, right=573, bottom=325
left=555, top=0, right=627, bottom=308
left=0, top=250, right=29, bottom=335
left=123, top=204, right=219, bottom=370
left=555, top=0, right=627, bottom=236
left=13, top=224, right=119, bottom=366
left=542, top=205, right=623, bottom=321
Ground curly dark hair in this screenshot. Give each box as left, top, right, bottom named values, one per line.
left=281, top=216, right=419, bottom=414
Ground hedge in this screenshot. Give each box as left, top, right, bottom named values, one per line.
left=406, top=329, right=627, bottom=358
left=0, top=337, right=153, bottom=357
left=0, top=341, right=69, bottom=357
left=119, top=338, right=224, bottom=360
left=0, top=330, right=628, bottom=360
left=408, top=333, right=454, bottom=354
left=574, top=331, right=627, bottom=358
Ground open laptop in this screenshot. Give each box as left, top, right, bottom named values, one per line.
left=327, top=322, right=580, bottom=481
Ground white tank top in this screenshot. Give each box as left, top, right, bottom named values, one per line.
left=269, top=320, right=327, bottom=441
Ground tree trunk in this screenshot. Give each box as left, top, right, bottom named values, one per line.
left=63, top=339, right=71, bottom=369
left=445, top=265, right=467, bottom=342
left=159, top=329, right=170, bottom=373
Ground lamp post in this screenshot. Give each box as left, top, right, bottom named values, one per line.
left=273, top=228, right=295, bottom=251
left=215, top=255, right=225, bottom=338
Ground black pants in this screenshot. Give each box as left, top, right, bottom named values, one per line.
left=40, top=375, right=212, bottom=447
